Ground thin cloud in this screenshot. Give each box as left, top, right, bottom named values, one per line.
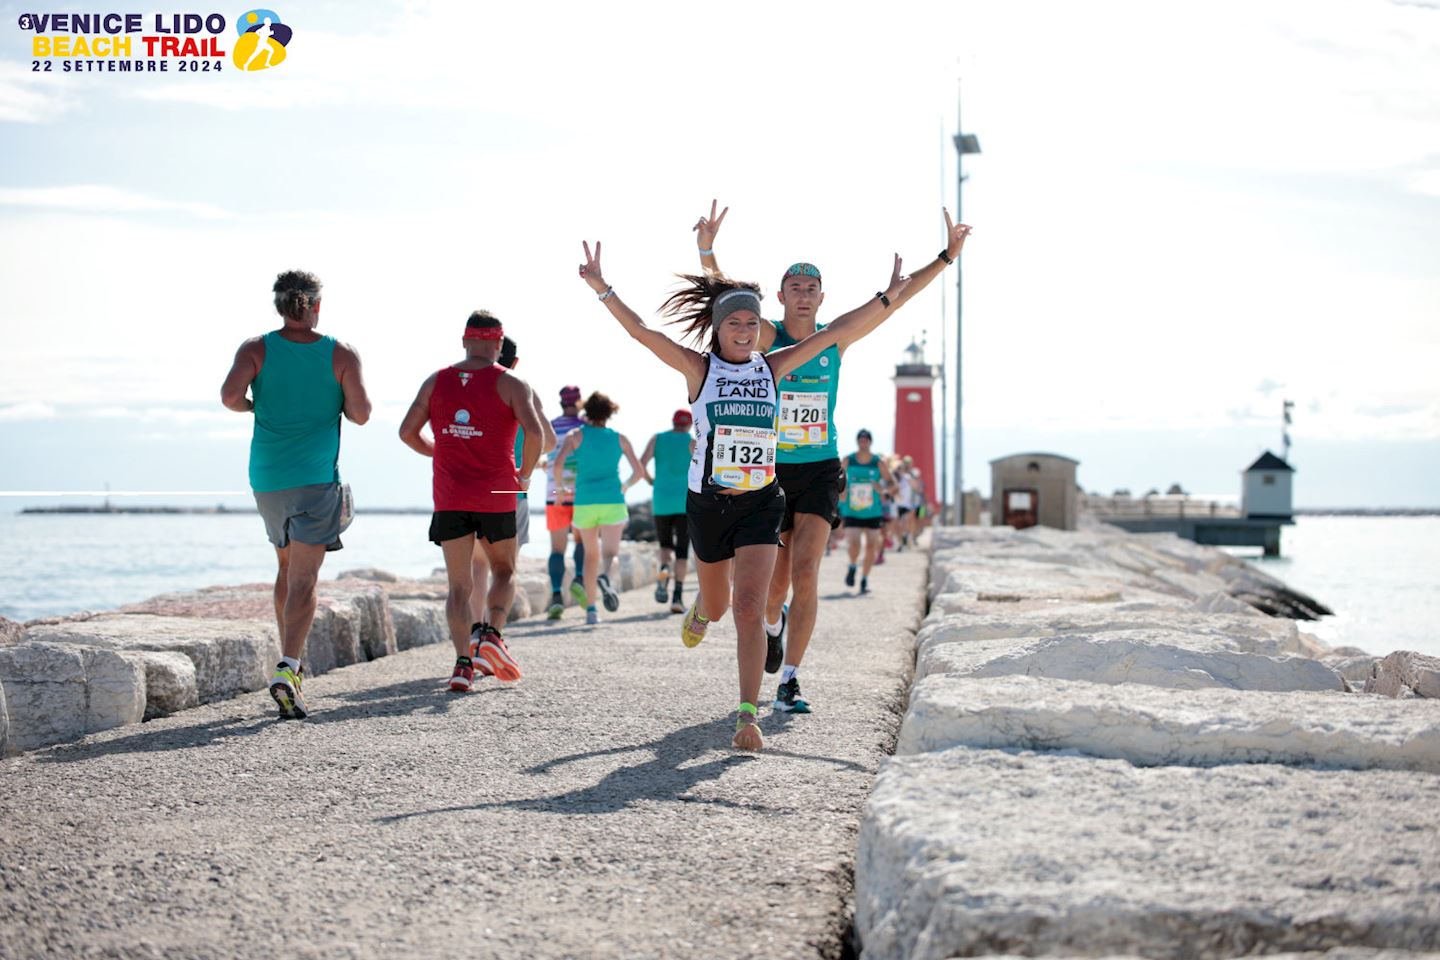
left=0, top=60, right=75, bottom=124
left=0, top=185, right=233, bottom=220
left=0, top=401, right=57, bottom=422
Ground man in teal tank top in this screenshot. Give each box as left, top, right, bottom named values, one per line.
left=221, top=269, right=372, bottom=720
left=694, top=199, right=973, bottom=715
left=641, top=409, right=696, bottom=614
left=839, top=429, right=893, bottom=595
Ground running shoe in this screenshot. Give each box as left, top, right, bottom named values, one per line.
left=860, top=577, right=870, bottom=595
left=269, top=662, right=307, bottom=719
left=546, top=591, right=565, bottom=620
left=585, top=607, right=600, bottom=625
left=449, top=657, right=475, bottom=693
left=680, top=602, right=710, bottom=648
left=569, top=580, right=588, bottom=607
left=764, top=606, right=788, bottom=674
left=654, top=565, right=670, bottom=603
left=845, top=564, right=857, bottom=588
left=773, top=677, right=811, bottom=714
left=597, top=573, right=620, bottom=612
left=474, top=627, right=522, bottom=682
left=467, top=625, right=495, bottom=678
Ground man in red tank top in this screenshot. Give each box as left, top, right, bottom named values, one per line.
left=399, top=310, right=545, bottom=692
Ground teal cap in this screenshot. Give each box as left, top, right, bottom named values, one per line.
left=781, top=262, right=822, bottom=283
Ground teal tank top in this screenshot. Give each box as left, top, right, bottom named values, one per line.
left=841, top=452, right=884, bottom=519
left=769, top=320, right=840, bottom=464
left=514, top=428, right=527, bottom=501
left=249, top=332, right=344, bottom=492
left=652, top=430, right=691, bottom=516
left=574, top=425, right=623, bottom=505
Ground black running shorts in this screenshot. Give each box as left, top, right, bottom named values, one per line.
left=686, top=483, right=785, bottom=564
left=843, top=516, right=885, bottom=530
left=429, top=510, right=517, bottom=545
left=775, top=458, right=842, bottom=533
left=654, top=513, right=690, bottom=560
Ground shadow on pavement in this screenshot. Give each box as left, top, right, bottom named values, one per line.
left=374, top=716, right=868, bottom=823
left=35, top=676, right=486, bottom=763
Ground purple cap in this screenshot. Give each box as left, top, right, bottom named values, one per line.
left=559, top=385, right=581, bottom=405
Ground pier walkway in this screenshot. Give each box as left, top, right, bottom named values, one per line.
left=0, top=547, right=929, bottom=960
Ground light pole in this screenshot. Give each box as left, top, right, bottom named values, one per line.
left=953, top=85, right=980, bottom=521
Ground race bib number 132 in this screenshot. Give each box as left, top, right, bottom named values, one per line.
left=711, top=424, right=776, bottom=491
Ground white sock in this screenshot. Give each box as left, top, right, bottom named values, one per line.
left=781, top=665, right=797, bottom=683
left=764, top=617, right=782, bottom=636
left=280, top=655, right=300, bottom=673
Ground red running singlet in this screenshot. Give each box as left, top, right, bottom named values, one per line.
left=428, top=365, right=519, bottom=513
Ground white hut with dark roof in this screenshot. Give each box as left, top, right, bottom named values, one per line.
left=1242, top=451, right=1294, bottom=520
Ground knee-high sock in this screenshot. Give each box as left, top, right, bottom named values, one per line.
left=573, top=539, right=586, bottom=579
left=548, top=552, right=565, bottom=592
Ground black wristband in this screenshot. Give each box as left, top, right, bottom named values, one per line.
left=875, top=291, right=891, bottom=308
left=938, top=249, right=954, bottom=265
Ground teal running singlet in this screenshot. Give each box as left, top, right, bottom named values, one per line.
left=840, top=452, right=884, bottom=520
left=652, top=430, right=691, bottom=516
left=769, top=320, right=840, bottom=464
left=249, top=332, right=344, bottom=492
left=574, top=425, right=623, bottom=505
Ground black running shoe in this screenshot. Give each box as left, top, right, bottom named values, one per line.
left=597, top=573, right=620, bottom=612
left=764, top=605, right=788, bottom=674
left=860, top=577, right=870, bottom=595
left=845, top=564, right=857, bottom=587
left=773, top=677, right=811, bottom=714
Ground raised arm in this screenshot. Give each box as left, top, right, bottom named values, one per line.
left=833, top=209, right=973, bottom=354
left=767, top=255, right=911, bottom=382
left=578, top=240, right=708, bottom=390
left=398, top=374, right=438, bottom=457
left=693, top=199, right=779, bottom=351
left=333, top=341, right=372, bottom=425
left=220, top=337, right=263, bottom=412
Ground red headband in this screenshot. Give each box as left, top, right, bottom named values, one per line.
left=463, top=325, right=504, bottom=341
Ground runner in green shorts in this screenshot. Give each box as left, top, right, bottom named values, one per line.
left=551, top=391, right=645, bottom=624
left=693, top=200, right=973, bottom=714
left=641, top=409, right=695, bottom=614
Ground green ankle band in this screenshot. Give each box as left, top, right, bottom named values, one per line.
left=736, top=702, right=758, bottom=729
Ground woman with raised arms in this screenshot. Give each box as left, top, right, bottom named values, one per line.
left=576, top=215, right=962, bottom=751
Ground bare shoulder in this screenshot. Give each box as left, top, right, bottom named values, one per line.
left=332, top=339, right=363, bottom=365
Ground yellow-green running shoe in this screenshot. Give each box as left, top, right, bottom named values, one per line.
left=680, top=602, right=711, bottom=649
left=269, top=662, right=308, bottom=719
left=569, top=580, right=588, bottom=607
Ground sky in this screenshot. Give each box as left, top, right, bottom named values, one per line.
left=1, top=0, right=1437, bottom=510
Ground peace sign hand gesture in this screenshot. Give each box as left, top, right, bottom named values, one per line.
left=943, top=207, right=974, bottom=258
left=884, top=253, right=913, bottom=301
left=692, top=199, right=728, bottom=251
left=578, top=240, right=608, bottom=294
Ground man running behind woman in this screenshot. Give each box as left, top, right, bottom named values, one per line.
left=575, top=207, right=968, bottom=751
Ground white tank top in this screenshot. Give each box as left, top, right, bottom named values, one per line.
left=689, top=352, right=779, bottom=494
left=897, top=472, right=917, bottom=507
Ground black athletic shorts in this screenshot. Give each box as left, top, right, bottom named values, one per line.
left=775, top=458, right=842, bottom=533
left=843, top=516, right=885, bottom=530
left=654, top=513, right=690, bottom=560
left=897, top=506, right=913, bottom=517
left=687, top=483, right=786, bottom=564
left=429, top=510, right=517, bottom=545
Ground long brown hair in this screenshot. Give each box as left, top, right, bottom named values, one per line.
left=660, top=273, right=762, bottom=352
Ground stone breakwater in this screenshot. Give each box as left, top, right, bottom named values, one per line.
left=856, top=523, right=1440, bottom=960
left=0, top=544, right=662, bottom=756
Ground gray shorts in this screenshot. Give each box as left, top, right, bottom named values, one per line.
left=516, top=499, right=531, bottom=548
left=254, top=482, right=347, bottom=551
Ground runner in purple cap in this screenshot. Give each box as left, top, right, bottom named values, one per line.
left=543, top=384, right=588, bottom=618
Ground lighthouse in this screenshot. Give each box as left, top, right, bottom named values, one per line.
left=892, top=338, right=938, bottom=513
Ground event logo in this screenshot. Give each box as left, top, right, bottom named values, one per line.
left=232, top=8, right=289, bottom=71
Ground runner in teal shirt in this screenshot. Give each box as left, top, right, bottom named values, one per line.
left=641, top=410, right=696, bottom=613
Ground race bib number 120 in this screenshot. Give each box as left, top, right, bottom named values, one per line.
left=778, top=390, right=829, bottom=449
left=711, top=424, right=776, bottom=491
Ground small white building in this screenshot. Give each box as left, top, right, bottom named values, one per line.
left=1242, top=451, right=1294, bottom=520
left=990, top=453, right=1079, bottom=531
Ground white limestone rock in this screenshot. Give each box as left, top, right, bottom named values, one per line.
left=0, top=677, right=8, bottom=755
left=897, top=675, right=1440, bottom=772
left=121, top=650, right=199, bottom=718
left=0, top=642, right=146, bottom=754
left=1365, top=650, right=1440, bottom=699
left=335, top=567, right=400, bottom=582
left=390, top=599, right=447, bottom=651
left=26, top=615, right=277, bottom=704
left=857, top=746, right=1440, bottom=960
left=1325, top=653, right=1380, bottom=686
left=916, top=630, right=1344, bottom=692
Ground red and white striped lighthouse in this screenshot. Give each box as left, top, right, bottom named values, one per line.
left=892, top=339, right=938, bottom=512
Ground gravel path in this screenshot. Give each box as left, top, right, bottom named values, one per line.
left=0, top=545, right=927, bottom=960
